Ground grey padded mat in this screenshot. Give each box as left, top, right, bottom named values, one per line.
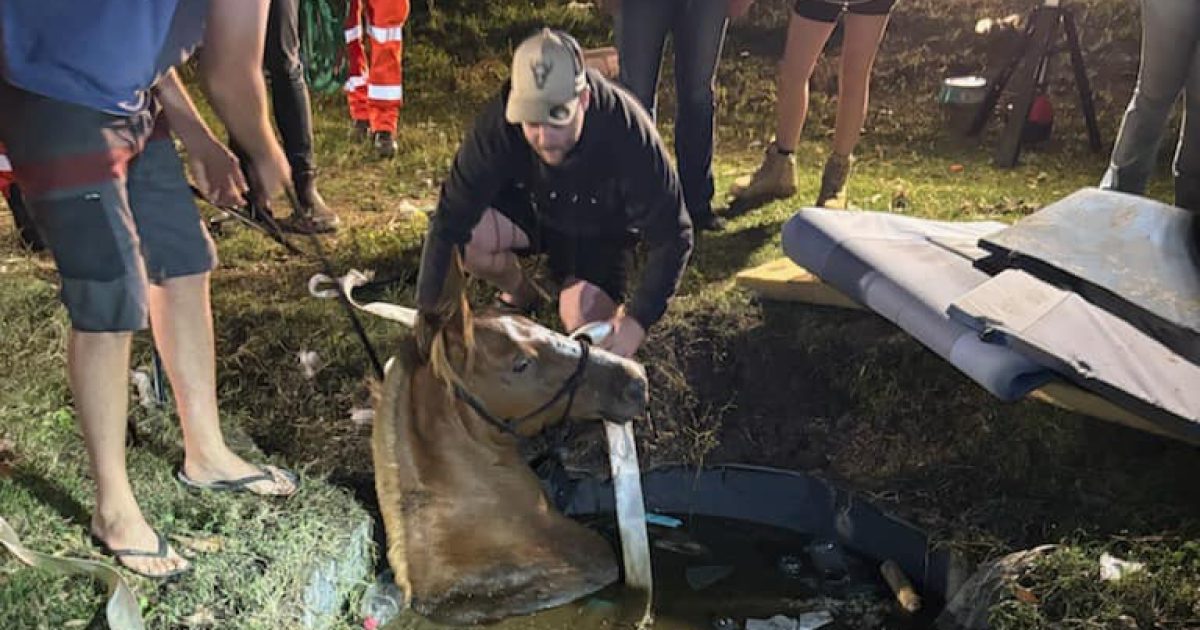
left=782, top=209, right=1052, bottom=401
left=979, top=188, right=1200, bottom=365
left=949, top=269, right=1200, bottom=436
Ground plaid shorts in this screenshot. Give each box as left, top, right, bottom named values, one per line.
left=0, top=81, right=217, bottom=332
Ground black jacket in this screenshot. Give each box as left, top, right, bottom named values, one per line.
left=415, top=69, right=694, bottom=329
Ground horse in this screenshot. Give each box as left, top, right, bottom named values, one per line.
left=373, top=253, right=649, bottom=625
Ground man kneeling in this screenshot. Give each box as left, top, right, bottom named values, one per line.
left=415, top=28, right=694, bottom=357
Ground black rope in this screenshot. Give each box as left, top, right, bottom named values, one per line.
left=453, top=337, right=591, bottom=440
left=192, top=185, right=385, bottom=379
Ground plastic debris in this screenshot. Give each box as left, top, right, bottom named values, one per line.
left=711, top=617, right=739, bottom=630
left=130, top=370, right=156, bottom=409
left=646, top=513, right=683, bottom=528
left=582, top=597, right=617, bottom=615
left=1099, top=552, right=1145, bottom=582
left=685, top=564, right=733, bottom=591
left=652, top=530, right=709, bottom=557
left=745, top=612, right=833, bottom=630
left=362, top=569, right=404, bottom=630
left=297, top=350, right=321, bottom=379
left=349, top=408, right=375, bottom=426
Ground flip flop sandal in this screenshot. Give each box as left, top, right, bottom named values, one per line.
left=176, top=465, right=300, bottom=498
left=90, top=529, right=191, bottom=580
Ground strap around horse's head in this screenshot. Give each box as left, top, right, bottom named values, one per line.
left=452, top=336, right=592, bottom=440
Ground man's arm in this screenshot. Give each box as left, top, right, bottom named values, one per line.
left=620, top=113, right=695, bottom=332
left=416, top=94, right=520, bottom=313
left=198, top=0, right=289, bottom=201
left=154, top=69, right=246, bottom=207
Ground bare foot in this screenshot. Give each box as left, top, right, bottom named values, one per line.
left=91, top=512, right=189, bottom=578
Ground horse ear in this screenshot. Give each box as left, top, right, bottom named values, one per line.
left=416, top=248, right=474, bottom=364
left=440, top=248, right=472, bottom=335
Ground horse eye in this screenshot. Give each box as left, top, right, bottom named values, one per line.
left=512, top=357, right=532, bottom=373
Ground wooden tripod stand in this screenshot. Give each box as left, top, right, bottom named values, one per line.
left=968, top=0, right=1103, bottom=167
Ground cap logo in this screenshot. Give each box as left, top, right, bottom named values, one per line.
left=530, top=59, right=553, bottom=90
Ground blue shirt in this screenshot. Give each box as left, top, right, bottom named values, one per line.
left=1, top=0, right=209, bottom=115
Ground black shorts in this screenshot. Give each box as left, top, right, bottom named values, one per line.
left=492, top=184, right=634, bottom=303
left=793, top=0, right=897, bottom=22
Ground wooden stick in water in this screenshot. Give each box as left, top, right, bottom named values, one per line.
left=880, top=559, right=922, bottom=614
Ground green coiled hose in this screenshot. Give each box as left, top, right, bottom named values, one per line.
left=300, top=0, right=349, bottom=93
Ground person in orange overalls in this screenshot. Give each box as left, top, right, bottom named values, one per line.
left=0, top=142, right=42, bottom=250
left=344, top=0, right=409, bottom=159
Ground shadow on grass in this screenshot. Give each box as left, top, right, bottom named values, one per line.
left=12, top=466, right=89, bottom=529
left=690, top=221, right=779, bottom=279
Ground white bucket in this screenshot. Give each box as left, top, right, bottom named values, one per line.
left=939, top=76, right=988, bottom=105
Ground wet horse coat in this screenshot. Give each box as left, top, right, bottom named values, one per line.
left=373, top=269, right=648, bottom=624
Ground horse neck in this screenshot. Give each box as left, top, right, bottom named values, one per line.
left=378, top=350, right=542, bottom=509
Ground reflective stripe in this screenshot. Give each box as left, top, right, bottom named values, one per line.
left=0, top=155, right=10, bottom=172
left=344, top=75, right=367, bottom=92
left=344, top=25, right=362, bottom=43
left=368, top=25, right=404, bottom=43
left=367, top=84, right=404, bottom=101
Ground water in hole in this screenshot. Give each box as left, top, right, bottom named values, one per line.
left=382, top=514, right=939, bottom=629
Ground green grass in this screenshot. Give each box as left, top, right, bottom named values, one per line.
left=4, top=0, right=1199, bottom=627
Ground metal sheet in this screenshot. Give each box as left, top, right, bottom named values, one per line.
left=980, top=188, right=1200, bottom=365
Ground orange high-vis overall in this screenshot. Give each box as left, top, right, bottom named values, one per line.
left=344, top=0, right=409, bottom=133
left=0, top=143, right=13, bottom=197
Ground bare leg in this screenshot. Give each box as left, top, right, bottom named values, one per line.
left=149, top=273, right=295, bottom=495
left=462, top=209, right=538, bottom=306
left=74, top=330, right=189, bottom=576
left=774, top=14, right=837, bottom=151
left=831, top=13, right=891, bottom=157
left=558, top=279, right=619, bottom=332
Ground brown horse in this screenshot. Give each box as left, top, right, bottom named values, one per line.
left=373, top=254, right=648, bottom=625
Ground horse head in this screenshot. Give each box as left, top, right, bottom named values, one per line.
left=374, top=252, right=648, bottom=624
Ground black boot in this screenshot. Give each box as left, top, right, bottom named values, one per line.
left=280, top=169, right=339, bottom=234
left=373, top=131, right=398, bottom=159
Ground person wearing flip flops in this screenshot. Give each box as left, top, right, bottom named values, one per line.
left=0, top=0, right=300, bottom=580
left=415, top=29, right=694, bottom=358
left=730, top=0, right=897, bottom=209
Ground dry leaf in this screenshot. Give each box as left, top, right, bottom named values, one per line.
left=182, top=605, right=218, bottom=626
left=171, top=533, right=225, bottom=554
left=1014, top=585, right=1039, bottom=604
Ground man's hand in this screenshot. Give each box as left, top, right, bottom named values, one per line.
left=153, top=69, right=247, bottom=207
left=201, top=0, right=289, bottom=203
left=601, top=307, right=646, bottom=358
left=186, top=135, right=247, bottom=208
left=247, top=143, right=291, bottom=205
left=729, top=0, right=754, bottom=19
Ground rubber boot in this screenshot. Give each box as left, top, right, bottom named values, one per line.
left=279, top=169, right=340, bottom=234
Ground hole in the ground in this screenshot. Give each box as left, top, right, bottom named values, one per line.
left=375, top=464, right=952, bottom=629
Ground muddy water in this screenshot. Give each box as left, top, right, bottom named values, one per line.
left=383, top=515, right=935, bottom=629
